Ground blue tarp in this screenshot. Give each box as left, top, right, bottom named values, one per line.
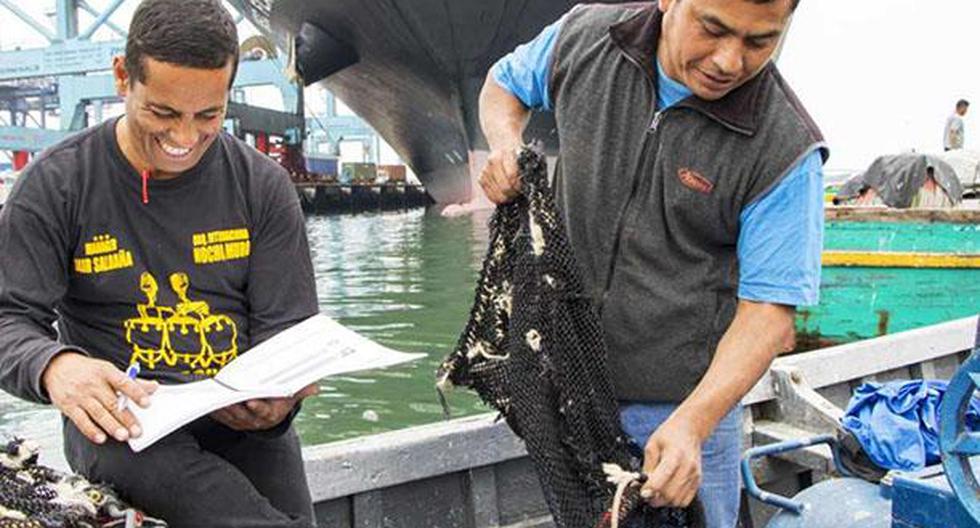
left=841, top=380, right=980, bottom=472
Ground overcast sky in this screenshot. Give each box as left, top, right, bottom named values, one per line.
left=2, top=1, right=978, bottom=172
left=780, top=0, right=978, bottom=171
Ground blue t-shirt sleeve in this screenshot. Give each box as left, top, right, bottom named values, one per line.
left=737, top=150, right=825, bottom=306
left=490, top=15, right=565, bottom=111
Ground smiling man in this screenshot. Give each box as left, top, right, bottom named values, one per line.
left=479, top=0, right=827, bottom=526
left=0, top=1, right=319, bottom=526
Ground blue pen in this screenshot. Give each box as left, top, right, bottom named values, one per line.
left=116, top=363, right=141, bottom=412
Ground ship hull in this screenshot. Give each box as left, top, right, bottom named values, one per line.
left=232, top=0, right=634, bottom=203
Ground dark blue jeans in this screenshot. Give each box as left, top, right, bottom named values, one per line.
left=619, top=403, right=742, bottom=528
left=63, top=417, right=315, bottom=528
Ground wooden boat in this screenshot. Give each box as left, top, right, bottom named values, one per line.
left=799, top=210, right=979, bottom=346
left=299, top=315, right=980, bottom=527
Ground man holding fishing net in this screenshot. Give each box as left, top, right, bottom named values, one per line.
left=478, top=0, right=826, bottom=526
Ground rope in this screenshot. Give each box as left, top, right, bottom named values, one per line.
left=603, top=463, right=644, bottom=528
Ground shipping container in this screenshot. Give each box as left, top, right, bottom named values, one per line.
left=306, top=156, right=340, bottom=177
left=341, top=162, right=377, bottom=185
left=377, top=164, right=407, bottom=183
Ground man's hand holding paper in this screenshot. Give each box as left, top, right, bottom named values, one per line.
left=127, top=314, right=425, bottom=451
left=211, top=383, right=319, bottom=431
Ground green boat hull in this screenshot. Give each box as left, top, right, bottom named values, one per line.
left=798, top=221, right=979, bottom=345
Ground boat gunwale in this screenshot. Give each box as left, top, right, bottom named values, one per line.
left=300, top=315, right=979, bottom=503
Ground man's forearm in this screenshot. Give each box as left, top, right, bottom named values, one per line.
left=479, top=75, right=532, bottom=151
left=0, top=314, right=82, bottom=404
left=668, top=300, right=796, bottom=441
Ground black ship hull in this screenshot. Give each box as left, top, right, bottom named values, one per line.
left=232, top=0, right=634, bottom=203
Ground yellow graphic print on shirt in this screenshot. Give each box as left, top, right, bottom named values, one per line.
left=193, top=228, right=251, bottom=265
left=123, top=272, right=239, bottom=377
left=74, top=234, right=134, bottom=274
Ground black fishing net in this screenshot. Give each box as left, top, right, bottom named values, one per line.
left=0, top=438, right=167, bottom=528
left=437, top=148, right=705, bottom=528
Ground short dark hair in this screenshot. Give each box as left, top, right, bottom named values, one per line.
left=957, top=99, right=970, bottom=109
left=125, top=0, right=239, bottom=87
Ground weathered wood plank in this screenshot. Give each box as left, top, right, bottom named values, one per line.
left=502, top=516, right=554, bottom=528
left=909, top=359, right=938, bottom=380
left=303, top=414, right=526, bottom=502
left=877, top=366, right=913, bottom=382
left=826, top=206, right=980, bottom=224
left=860, top=374, right=880, bottom=384
left=744, top=315, right=977, bottom=404
left=467, top=466, right=500, bottom=528
left=352, top=491, right=383, bottom=528
left=816, top=383, right=854, bottom=410
left=374, top=473, right=470, bottom=528
left=740, top=408, right=755, bottom=458
left=495, top=458, right=550, bottom=526
left=313, top=498, right=352, bottom=528
left=938, top=354, right=966, bottom=378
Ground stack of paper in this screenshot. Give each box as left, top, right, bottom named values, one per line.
left=127, top=314, right=425, bottom=452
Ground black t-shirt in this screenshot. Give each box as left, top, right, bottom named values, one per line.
left=0, top=118, right=318, bottom=402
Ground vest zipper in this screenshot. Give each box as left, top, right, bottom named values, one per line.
left=599, top=110, right=666, bottom=313
left=597, top=50, right=667, bottom=313
left=650, top=111, right=665, bottom=131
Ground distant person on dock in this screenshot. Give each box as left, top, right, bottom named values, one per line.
left=0, top=1, right=319, bottom=526
left=478, top=1, right=826, bottom=526
left=944, top=99, right=969, bottom=151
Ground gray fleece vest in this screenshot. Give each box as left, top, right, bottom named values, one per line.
left=549, top=5, right=827, bottom=401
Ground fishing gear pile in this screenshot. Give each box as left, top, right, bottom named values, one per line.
left=0, top=438, right=166, bottom=528
left=437, top=147, right=705, bottom=528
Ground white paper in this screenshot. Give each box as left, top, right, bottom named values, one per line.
left=127, top=314, right=425, bottom=452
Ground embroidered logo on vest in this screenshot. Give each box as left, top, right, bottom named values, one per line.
left=677, top=168, right=714, bottom=194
